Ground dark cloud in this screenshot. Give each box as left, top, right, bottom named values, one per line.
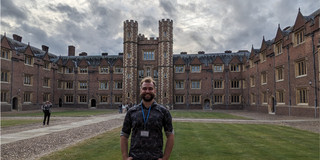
left=48, top=3, right=85, bottom=21
left=159, top=0, right=177, bottom=19
left=1, top=0, right=27, bottom=20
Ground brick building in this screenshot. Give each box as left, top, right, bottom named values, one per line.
left=1, top=9, right=319, bottom=117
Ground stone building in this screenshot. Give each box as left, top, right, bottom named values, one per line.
left=1, top=9, right=319, bottom=117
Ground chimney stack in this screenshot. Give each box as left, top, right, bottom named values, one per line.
left=68, top=45, right=75, bottom=56
left=42, top=45, right=49, bottom=53
left=198, top=51, right=205, bottom=54
left=180, top=52, right=187, bottom=54
left=13, top=34, right=22, bottom=42
left=102, top=53, right=108, bottom=56
left=79, top=52, right=87, bottom=56
left=224, top=50, right=232, bottom=53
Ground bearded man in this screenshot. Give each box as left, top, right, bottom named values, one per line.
left=120, top=77, right=174, bottom=160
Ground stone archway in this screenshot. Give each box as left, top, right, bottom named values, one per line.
left=203, top=99, right=211, bottom=110
left=91, top=99, right=96, bottom=107
left=12, top=97, right=18, bottom=110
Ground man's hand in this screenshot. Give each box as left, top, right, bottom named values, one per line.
left=127, top=157, right=133, bottom=160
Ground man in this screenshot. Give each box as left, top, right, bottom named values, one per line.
left=42, top=101, right=52, bottom=125
left=120, top=77, right=174, bottom=160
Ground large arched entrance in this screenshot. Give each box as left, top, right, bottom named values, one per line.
left=12, top=97, right=18, bottom=110
left=91, top=99, right=96, bottom=107
left=203, top=99, right=210, bottom=110
left=59, top=98, right=63, bottom=107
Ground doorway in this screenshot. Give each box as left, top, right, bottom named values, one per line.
left=203, top=99, right=210, bottom=110
left=12, top=97, right=18, bottom=110
left=91, top=99, right=96, bottom=107
left=59, top=98, right=62, bottom=107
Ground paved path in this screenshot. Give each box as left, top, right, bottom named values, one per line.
left=1, top=114, right=125, bottom=145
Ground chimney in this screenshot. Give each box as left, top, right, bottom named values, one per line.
left=198, top=51, right=205, bottom=54
left=42, top=45, right=49, bottom=53
left=180, top=52, right=187, bottom=54
left=118, top=53, right=123, bottom=56
left=68, top=45, right=75, bottom=56
left=102, top=53, right=108, bottom=56
left=13, top=34, right=22, bottom=42
left=79, top=52, right=87, bottom=56
left=224, top=50, right=232, bottom=53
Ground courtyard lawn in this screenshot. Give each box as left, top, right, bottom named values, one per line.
left=170, top=110, right=250, bottom=119
left=1, top=109, right=117, bottom=117
left=1, top=119, right=42, bottom=128
left=39, top=122, right=319, bottom=160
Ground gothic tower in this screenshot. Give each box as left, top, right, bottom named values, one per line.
left=123, top=20, right=138, bottom=104
left=158, top=19, right=173, bottom=108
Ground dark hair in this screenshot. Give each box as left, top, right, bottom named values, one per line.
left=140, top=76, right=156, bottom=86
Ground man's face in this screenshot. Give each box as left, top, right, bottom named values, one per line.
left=140, top=82, right=156, bottom=102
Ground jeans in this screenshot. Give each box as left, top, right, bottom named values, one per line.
left=43, top=110, right=51, bottom=125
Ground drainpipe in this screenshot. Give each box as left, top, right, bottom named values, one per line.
left=186, top=69, right=189, bottom=109
left=225, top=67, right=229, bottom=109
left=311, top=33, right=318, bottom=118
left=287, top=45, right=292, bottom=116
left=273, top=53, right=277, bottom=114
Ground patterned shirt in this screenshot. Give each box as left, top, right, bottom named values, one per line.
left=121, top=101, right=174, bottom=160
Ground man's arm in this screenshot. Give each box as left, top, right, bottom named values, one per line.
left=120, top=136, right=132, bottom=160
left=162, top=133, right=174, bottom=160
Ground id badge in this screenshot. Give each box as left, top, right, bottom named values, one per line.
left=140, top=130, right=149, bottom=137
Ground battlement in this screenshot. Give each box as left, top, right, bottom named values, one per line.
left=124, top=20, right=138, bottom=27
left=138, top=34, right=159, bottom=41
left=160, top=19, right=173, bottom=23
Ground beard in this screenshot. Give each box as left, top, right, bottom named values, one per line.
left=140, top=93, right=155, bottom=102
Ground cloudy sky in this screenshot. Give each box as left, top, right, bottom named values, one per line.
left=1, top=0, right=318, bottom=56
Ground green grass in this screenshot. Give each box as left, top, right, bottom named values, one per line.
left=39, top=122, right=319, bottom=160
left=170, top=110, right=250, bottom=119
left=1, top=119, right=42, bottom=127
left=1, top=109, right=117, bottom=117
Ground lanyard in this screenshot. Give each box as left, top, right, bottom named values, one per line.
left=141, top=105, right=151, bottom=129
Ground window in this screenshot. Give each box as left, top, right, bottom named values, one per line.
left=99, top=81, right=108, bottom=90
left=230, top=95, right=240, bottom=104
left=164, top=52, right=167, bottom=58
left=275, top=42, right=282, bottom=55
left=276, top=90, right=285, bottom=104
left=251, top=93, right=255, bottom=104
left=295, top=60, right=307, bottom=77
left=79, top=81, right=88, bottom=89
left=175, top=95, right=184, bottom=104
left=261, top=72, right=267, bottom=84
left=24, top=55, right=33, bottom=65
left=261, top=92, right=267, bottom=104
left=243, top=80, right=246, bottom=89
left=260, top=51, right=266, bottom=62
left=1, top=91, right=8, bottom=103
left=57, top=80, right=64, bottom=89
left=163, top=31, right=167, bottom=37
left=296, top=88, right=308, bottom=104
left=100, top=67, right=109, bottom=74
left=175, top=81, right=184, bottom=89
left=230, top=80, right=240, bottom=89
left=100, top=95, right=108, bottom=103
left=79, top=95, right=87, bottom=103
left=66, top=81, right=73, bottom=89
left=1, top=48, right=10, bottom=59
left=153, top=70, right=158, bottom=78
left=214, top=64, right=223, bottom=72
left=127, top=53, right=131, bottom=58
left=249, top=60, right=255, bottom=68
left=250, top=76, right=255, bottom=87
left=1, top=71, right=9, bottom=82
left=191, top=80, right=200, bottom=89
left=65, top=95, right=74, bottom=103
left=230, top=64, right=240, bottom=72
left=191, top=95, right=200, bottom=104
left=24, top=92, right=32, bottom=102
left=276, top=67, right=284, bottom=81
left=214, top=95, right=223, bottom=104
left=43, top=93, right=50, bottom=102
left=44, top=62, right=50, bottom=70
left=24, top=74, right=32, bottom=85
left=114, top=67, right=123, bottom=74
left=143, top=51, right=155, bottom=60
left=139, top=70, right=144, bottom=78
left=65, top=67, right=74, bottom=74
left=191, top=65, right=201, bottom=73
left=214, top=80, right=223, bottom=89
left=114, top=95, right=122, bottom=103
left=146, top=67, right=151, bottom=77
left=114, top=81, right=122, bottom=90
left=175, top=65, right=184, bottom=73
left=43, top=78, right=50, bottom=87
left=164, top=73, right=167, bottom=78
left=79, top=67, right=88, bottom=74
left=295, top=30, right=304, bottom=45
left=58, top=66, right=63, bottom=73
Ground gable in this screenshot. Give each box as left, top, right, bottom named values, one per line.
left=24, top=45, right=34, bottom=56
left=229, top=56, right=241, bottom=64
left=174, top=57, right=186, bottom=65
left=113, top=58, right=123, bottom=66
left=190, top=57, right=202, bottom=65
left=43, top=53, right=50, bottom=61
left=78, top=59, right=88, bottom=67
left=292, top=10, right=306, bottom=31
left=274, top=27, right=283, bottom=43
left=100, top=58, right=109, bottom=66
left=65, top=59, right=75, bottom=67
left=212, top=56, right=223, bottom=64
left=1, top=36, right=12, bottom=49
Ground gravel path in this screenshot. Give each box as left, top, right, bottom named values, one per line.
left=1, top=110, right=319, bottom=160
